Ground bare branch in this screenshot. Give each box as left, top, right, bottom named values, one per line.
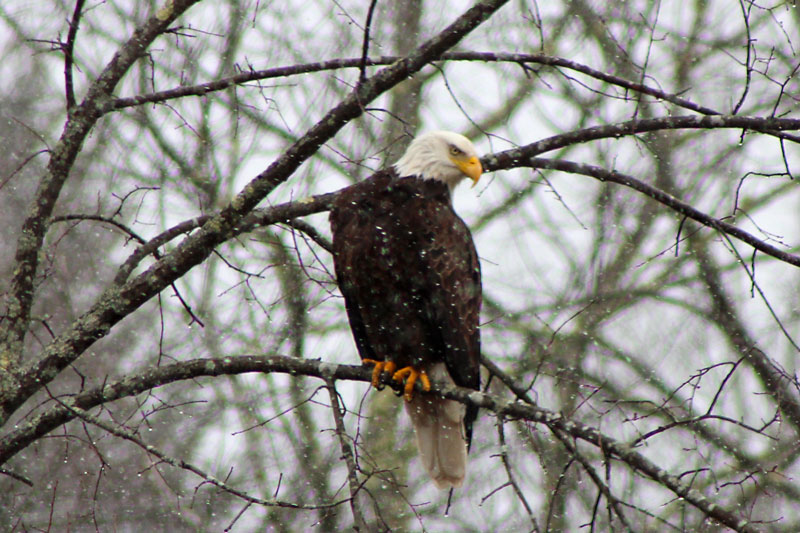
left=108, top=51, right=721, bottom=117
left=0, top=354, right=762, bottom=532
left=517, top=157, right=800, bottom=269
left=550, top=429, right=633, bottom=532
left=325, top=378, right=368, bottom=530
left=485, top=116, right=800, bottom=170
left=495, top=417, right=539, bottom=531
left=53, top=395, right=346, bottom=510
left=358, top=0, right=379, bottom=87
left=63, top=0, right=85, bottom=113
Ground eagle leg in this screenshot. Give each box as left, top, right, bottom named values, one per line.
left=392, top=367, right=431, bottom=402
left=362, top=359, right=397, bottom=389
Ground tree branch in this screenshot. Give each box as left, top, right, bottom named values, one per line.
left=53, top=395, right=347, bottom=510
left=495, top=416, right=539, bottom=531
left=484, top=115, right=800, bottom=173
left=518, top=157, right=800, bottom=269
left=106, top=52, right=721, bottom=117
left=0, top=354, right=761, bottom=532
left=63, top=0, right=85, bottom=113
left=325, top=378, right=368, bottom=530
left=550, top=428, right=633, bottom=531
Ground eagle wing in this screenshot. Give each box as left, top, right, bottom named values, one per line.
left=410, top=203, right=481, bottom=393
left=408, top=200, right=481, bottom=449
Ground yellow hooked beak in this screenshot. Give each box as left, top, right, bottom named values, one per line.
left=454, top=155, right=483, bottom=187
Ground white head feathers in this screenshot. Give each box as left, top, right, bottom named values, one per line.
left=394, top=131, right=483, bottom=190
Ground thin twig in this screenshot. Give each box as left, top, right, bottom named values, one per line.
left=0, top=467, right=33, bottom=487
left=550, top=429, right=633, bottom=532
left=284, top=218, right=333, bottom=253
left=732, top=0, right=753, bottom=115
left=51, top=214, right=147, bottom=244
left=51, top=395, right=347, bottom=510
left=496, top=416, right=540, bottom=531
left=64, top=0, right=86, bottom=113
left=324, top=378, right=368, bottom=531
left=0, top=150, right=49, bottom=192
left=358, top=0, right=379, bottom=87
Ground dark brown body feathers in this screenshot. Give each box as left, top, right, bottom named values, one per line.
left=330, top=168, right=481, bottom=445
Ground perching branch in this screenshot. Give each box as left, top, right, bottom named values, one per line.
left=0, top=354, right=761, bottom=532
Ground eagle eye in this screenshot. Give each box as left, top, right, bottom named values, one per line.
left=449, top=145, right=463, bottom=156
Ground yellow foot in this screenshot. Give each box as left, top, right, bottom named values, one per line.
left=362, top=359, right=397, bottom=389
left=392, top=367, right=431, bottom=402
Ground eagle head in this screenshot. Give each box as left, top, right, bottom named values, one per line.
left=394, top=131, right=483, bottom=190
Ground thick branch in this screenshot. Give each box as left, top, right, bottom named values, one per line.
left=484, top=115, right=800, bottom=172
left=107, top=52, right=720, bottom=117
left=0, top=354, right=758, bottom=532
left=519, top=157, right=800, bottom=269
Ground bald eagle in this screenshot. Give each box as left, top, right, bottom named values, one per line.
left=330, top=131, right=483, bottom=489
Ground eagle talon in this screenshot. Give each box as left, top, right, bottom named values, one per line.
left=391, top=367, right=431, bottom=402
left=362, top=359, right=397, bottom=389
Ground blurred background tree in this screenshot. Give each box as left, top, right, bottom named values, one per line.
left=1, top=0, right=799, bottom=530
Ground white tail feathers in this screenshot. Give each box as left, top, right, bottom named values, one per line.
left=405, top=364, right=468, bottom=489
